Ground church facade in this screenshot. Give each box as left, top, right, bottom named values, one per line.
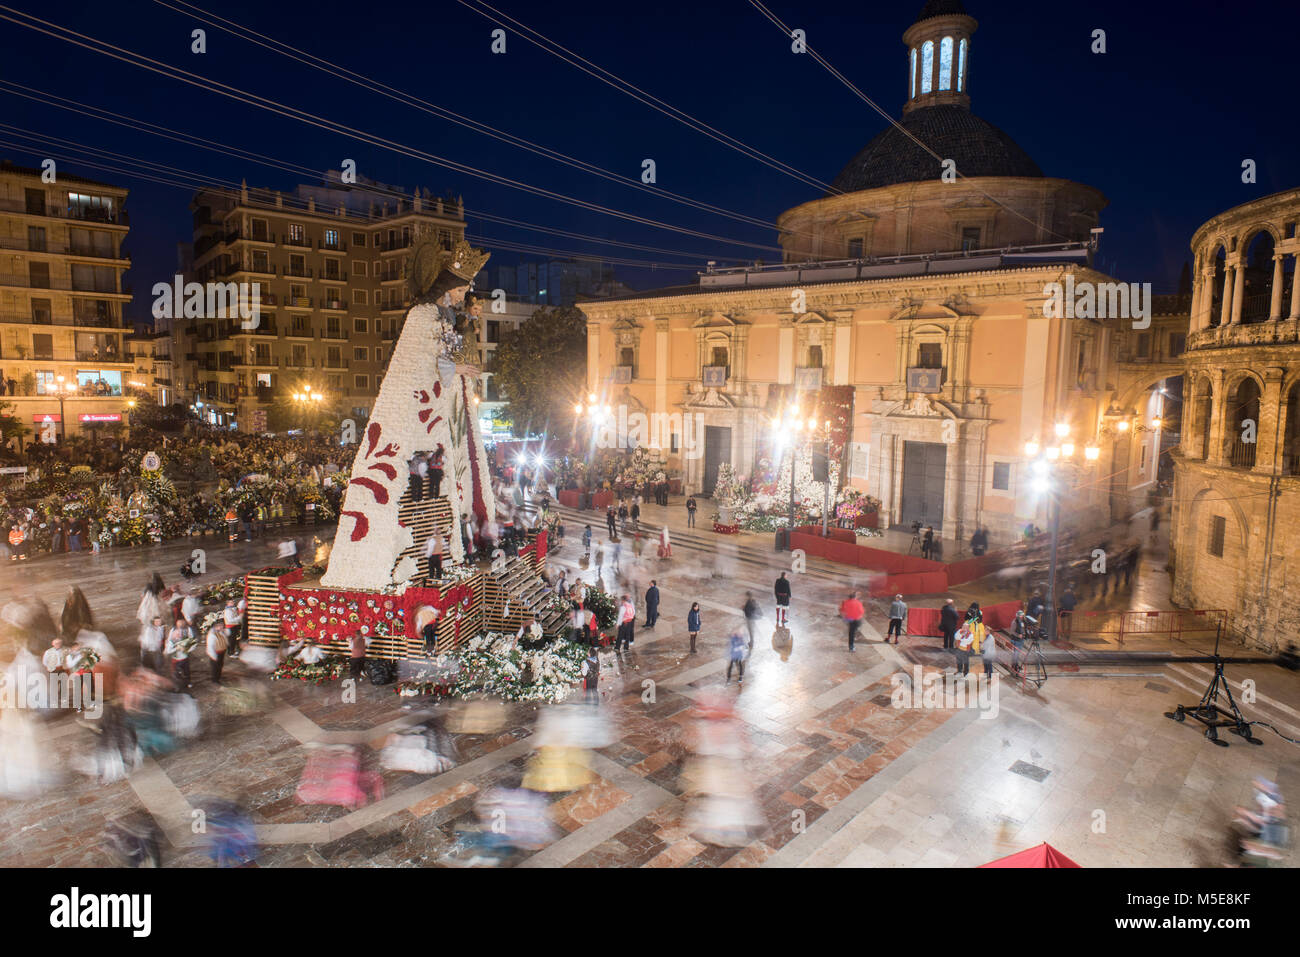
left=579, top=1, right=1168, bottom=547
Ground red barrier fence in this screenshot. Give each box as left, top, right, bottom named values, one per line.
left=906, top=599, right=1023, bottom=637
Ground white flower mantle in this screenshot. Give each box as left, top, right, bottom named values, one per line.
left=321, top=302, right=496, bottom=591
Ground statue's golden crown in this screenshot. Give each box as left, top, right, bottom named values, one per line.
left=444, top=239, right=490, bottom=283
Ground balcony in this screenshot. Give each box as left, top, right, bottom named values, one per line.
left=285, top=266, right=313, bottom=279
left=286, top=297, right=312, bottom=309
left=0, top=198, right=128, bottom=225
left=318, top=239, right=348, bottom=252
left=321, top=298, right=346, bottom=311
left=320, top=270, right=348, bottom=283
left=322, top=328, right=348, bottom=340
left=322, top=358, right=350, bottom=369
left=284, top=235, right=311, bottom=248
left=1188, top=318, right=1300, bottom=352
left=374, top=237, right=412, bottom=253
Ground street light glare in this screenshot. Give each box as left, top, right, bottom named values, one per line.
left=1085, top=444, right=1100, bottom=461
left=1117, top=420, right=1130, bottom=432
left=1061, top=442, right=1075, bottom=457
left=1055, top=422, right=1070, bottom=438
left=1024, top=441, right=1039, bottom=457
left=1046, top=446, right=1061, bottom=460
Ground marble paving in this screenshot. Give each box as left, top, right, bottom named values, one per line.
left=0, top=505, right=1297, bottom=868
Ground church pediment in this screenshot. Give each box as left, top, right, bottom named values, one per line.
left=883, top=394, right=956, bottom=419
left=693, top=309, right=747, bottom=329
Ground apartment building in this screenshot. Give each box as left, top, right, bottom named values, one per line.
left=477, top=294, right=539, bottom=436
left=0, top=160, right=134, bottom=438
left=185, top=173, right=466, bottom=432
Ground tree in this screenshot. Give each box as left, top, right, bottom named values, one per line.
left=492, top=306, right=586, bottom=437
left=0, top=399, right=29, bottom=459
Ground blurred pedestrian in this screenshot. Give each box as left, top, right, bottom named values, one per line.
left=726, top=629, right=747, bottom=684
left=742, top=593, right=761, bottom=652
left=940, top=598, right=958, bottom=650
left=774, top=572, right=791, bottom=625
left=644, top=580, right=660, bottom=629
left=886, top=594, right=907, bottom=644
left=206, top=620, right=229, bottom=685
left=839, top=591, right=865, bottom=652
left=349, top=633, right=367, bottom=681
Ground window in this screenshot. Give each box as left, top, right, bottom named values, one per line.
left=1208, top=515, right=1226, bottom=557
left=992, top=462, right=1011, bottom=490
left=287, top=223, right=305, bottom=243
left=353, top=289, right=368, bottom=305
left=28, top=261, right=50, bottom=288
left=67, top=192, right=115, bottom=222
left=847, top=238, right=864, bottom=258
left=34, top=371, right=55, bottom=394
left=961, top=227, right=980, bottom=251
left=322, top=259, right=340, bottom=280
left=326, top=317, right=341, bottom=339
left=1135, top=333, right=1151, bottom=357
left=291, top=314, right=310, bottom=335
left=920, top=40, right=934, bottom=94
left=30, top=298, right=52, bottom=325
left=250, top=218, right=268, bottom=241
left=27, top=226, right=46, bottom=252
left=353, top=318, right=367, bottom=333
left=288, top=254, right=306, bottom=277
left=375, top=347, right=383, bottom=363
left=958, top=38, right=967, bottom=92
left=353, top=347, right=368, bottom=361
left=1169, top=333, right=1186, bottom=358
left=291, top=344, right=307, bottom=366
left=256, top=372, right=271, bottom=387
left=352, top=232, right=366, bottom=247
left=32, top=333, right=53, bottom=360
left=1075, top=339, right=1088, bottom=384
left=251, top=249, right=269, bottom=273
left=353, top=261, right=367, bottom=277
left=807, top=344, right=823, bottom=368
left=25, top=188, right=45, bottom=215
left=910, top=47, right=917, bottom=98
left=1139, top=444, right=1148, bottom=472
left=487, top=320, right=501, bottom=343
left=621, top=347, right=635, bottom=367
left=938, top=36, right=954, bottom=91
left=324, top=229, right=339, bottom=249
left=438, top=229, right=451, bottom=250
left=354, top=374, right=369, bottom=390
left=917, top=343, right=943, bottom=369
left=709, top=346, right=728, bottom=368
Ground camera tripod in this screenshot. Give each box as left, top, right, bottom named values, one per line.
left=1167, top=624, right=1263, bottom=747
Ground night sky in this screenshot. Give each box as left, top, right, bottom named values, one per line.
left=1, top=0, right=1296, bottom=318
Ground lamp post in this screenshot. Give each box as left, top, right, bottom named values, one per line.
left=1023, top=422, right=1099, bottom=642
left=53, top=375, right=72, bottom=444
left=772, top=407, right=816, bottom=547
left=292, top=387, right=324, bottom=435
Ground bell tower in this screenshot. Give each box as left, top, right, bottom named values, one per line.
left=902, top=1, right=977, bottom=114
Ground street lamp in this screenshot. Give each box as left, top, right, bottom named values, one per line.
left=52, top=375, right=74, bottom=443
left=1023, top=424, right=1097, bottom=643
left=292, top=387, right=324, bottom=434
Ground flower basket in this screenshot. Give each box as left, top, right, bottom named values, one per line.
left=713, top=521, right=740, bottom=534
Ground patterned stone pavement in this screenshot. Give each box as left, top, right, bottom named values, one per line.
left=1, top=504, right=1297, bottom=868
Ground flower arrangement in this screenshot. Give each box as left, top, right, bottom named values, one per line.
left=396, top=632, right=585, bottom=702
left=270, top=655, right=346, bottom=684
left=201, top=577, right=246, bottom=605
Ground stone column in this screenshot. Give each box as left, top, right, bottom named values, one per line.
left=1189, top=264, right=1202, bottom=332
left=1220, top=265, right=1235, bottom=326
left=1206, top=369, right=1228, bottom=466
left=1290, top=252, right=1300, bottom=320
left=1200, top=267, right=1217, bottom=330
left=653, top=318, right=668, bottom=450
left=778, top=315, right=794, bottom=384
left=1254, top=367, right=1285, bottom=474
left=1270, top=254, right=1286, bottom=320
left=1231, top=260, right=1246, bottom=324
left=833, top=310, right=852, bottom=386
left=586, top=320, right=601, bottom=393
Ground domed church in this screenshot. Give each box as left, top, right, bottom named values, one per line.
left=579, top=1, right=1171, bottom=548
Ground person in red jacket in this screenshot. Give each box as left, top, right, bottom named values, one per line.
left=839, top=591, right=865, bottom=652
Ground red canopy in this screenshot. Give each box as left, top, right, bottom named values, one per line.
left=979, top=842, right=1081, bottom=868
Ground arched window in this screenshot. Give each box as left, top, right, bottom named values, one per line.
left=939, top=37, right=954, bottom=91
left=910, top=47, right=917, bottom=99
left=920, top=40, right=934, bottom=94
left=958, top=38, right=967, bottom=91
left=1241, top=230, right=1276, bottom=323
left=1285, top=382, right=1300, bottom=474
left=1226, top=378, right=1260, bottom=468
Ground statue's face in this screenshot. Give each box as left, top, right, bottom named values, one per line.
left=441, top=284, right=471, bottom=308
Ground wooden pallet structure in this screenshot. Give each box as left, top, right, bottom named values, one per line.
left=393, top=486, right=456, bottom=583
left=482, top=553, right=567, bottom=637
left=244, top=570, right=287, bottom=649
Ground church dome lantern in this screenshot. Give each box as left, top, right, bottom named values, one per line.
left=902, top=1, right=976, bottom=114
